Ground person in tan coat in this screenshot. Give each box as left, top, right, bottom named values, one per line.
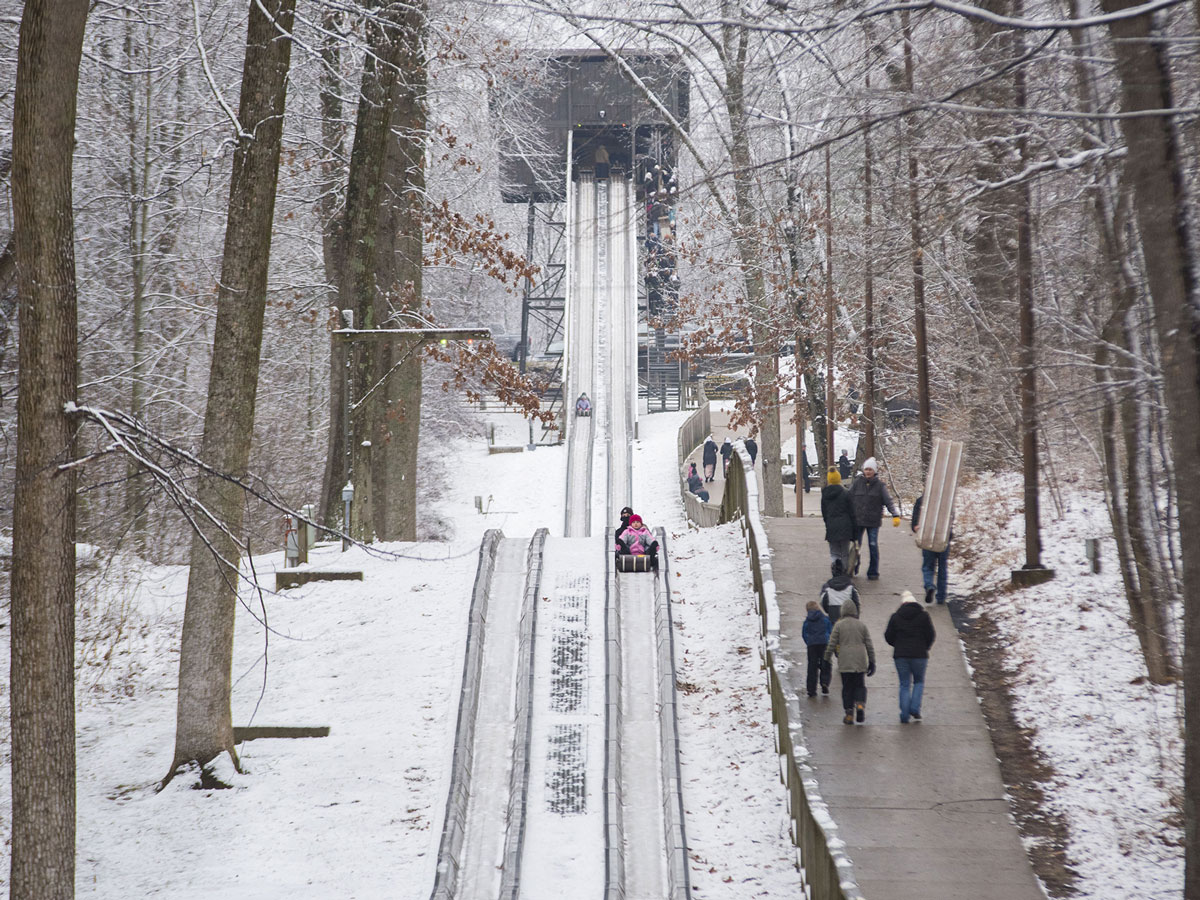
left=824, top=598, right=876, bottom=724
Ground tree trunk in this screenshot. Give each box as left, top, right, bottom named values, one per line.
left=862, top=115, right=877, bottom=460
left=318, top=7, right=348, bottom=528
left=723, top=20, right=783, bottom=516
left=373, top=0, right=427, bottom=542
left=338, top=1, right=410, bottom=541
left=901, top=11, right=932, bottom=472
left=169, top=0, right=295, bottom=780
left=1098, top=2, right=1200, bottom=894
left=963, top=0, right=1021, bottom=470
left=1120, top=321, right=1178, bottom=683
left=9, top=2, right=88, bottom=896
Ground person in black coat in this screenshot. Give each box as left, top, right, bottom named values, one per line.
left=884, top=590, right=936, bottom=723
left=821, top=469, right=855, bottom=573
left=744, top=436, right=758, bottom=465
left=838, top=449, right=853, bottom=481
left=800, top=449, right=811, bottom=492
left=720, top=437, right=733, bottom=476
left=846, top=456, right=900, bottom=580
left=702, top=435, right=718, bottom=482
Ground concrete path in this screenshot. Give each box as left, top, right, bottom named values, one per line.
left=765, top=516, right=1045, bottom=900
left=680, top=403, right=815, bottom=514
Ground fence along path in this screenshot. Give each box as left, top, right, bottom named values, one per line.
left=718, top=448, right=1045, bottom=900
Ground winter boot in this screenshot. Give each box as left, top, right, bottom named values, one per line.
left=925, top=587, right=934, bottom=604
left=843, top=710, right=854, bottom=725
left=855, top=702, right=865, bottom=723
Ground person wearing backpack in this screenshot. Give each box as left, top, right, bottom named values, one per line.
left=819, top=559, right=860, bottom=626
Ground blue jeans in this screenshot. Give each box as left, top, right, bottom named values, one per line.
left=922, top=546, right=949, bottom=602
left=895, top=657, right=928, bottom=722
left=855, top=526, right=880, bottom=577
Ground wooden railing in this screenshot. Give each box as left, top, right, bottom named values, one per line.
left=720, top=447, right=864, bottom=900
left=675, top=402, right=721, bottom=527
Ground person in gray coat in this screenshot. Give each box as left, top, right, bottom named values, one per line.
left=847, top=456, right=900, bottom=580
left=824, top=598, right=876, bottom=724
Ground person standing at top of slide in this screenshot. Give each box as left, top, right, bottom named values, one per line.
left=847, top=457, right=900, bottom=581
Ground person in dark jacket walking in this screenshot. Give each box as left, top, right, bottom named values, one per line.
left=847, top=456, right=900, bottom=580
left=821, top=469, right=855, bottom=572
left=819, top=560, right=860, bottom=626
left=884, top=590, right=936, bottom=722
left=838, top=449, right=853, bottom=481
left=744, top=435, right=758, bottom=465
left=824, top=598, right=876, bottom=724
left=702, top=435, right=718, bottom=482
left=800, top=449, right=811, bottom=492
left=911, top=494, right=951, bottom=604
left=720, top=436, right=733, bottom=476
left=802, top=601, right=832, bottom=697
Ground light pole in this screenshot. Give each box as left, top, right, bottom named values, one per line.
left=341, top=481, right=355, bottom=551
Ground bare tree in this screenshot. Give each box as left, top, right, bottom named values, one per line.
left=9, top=1, right=90, bottom=896
left=1096, top=2, right=1200, bottom=894
left=168, top=0, right=296, bottom=781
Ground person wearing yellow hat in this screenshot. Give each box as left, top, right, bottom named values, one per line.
left=821, top=467, right=854, bottom=573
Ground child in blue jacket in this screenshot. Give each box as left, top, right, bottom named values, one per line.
left=803, top=600, right=833, bottom=697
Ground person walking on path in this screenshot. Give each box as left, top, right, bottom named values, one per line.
left=847, top=456, right=900, bottom=580
left=802, top=600, right=832, bottom=698
left=824, top=598, right=876, bottom=724
left=819, top=559, right=860, bottom=626
left=720, top=436, right=734, bottom=476
left=821, top=468, right=855, bottom=572
left=744, top=435, right=758, bottom=466
left=702, top=435, right=718, bottom=482
left=884, top=590, right=936, bottom=723
left=838, top=449, right=853, bottom=481
left=911, top=494, right=951, bottom=604
left=800, top=449, right=811, bottom=493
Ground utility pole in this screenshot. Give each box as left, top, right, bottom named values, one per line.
left=903, top=10, right=933, bottom=471
left=863, top=80, right=877, bottom=461
left=824, top=144, right=835, bottom=478
left=1009, top=1, right=1053, bottom=586
left=796, top=340, right=805, bottom=516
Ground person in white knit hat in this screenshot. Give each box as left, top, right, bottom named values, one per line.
left=847, top=457, right=900, bottom=580
left=884, top=590, right=936, bottom=723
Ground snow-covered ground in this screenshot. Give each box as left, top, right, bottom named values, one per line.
left=0, top=409, right=801, bottom=897
left=953, top=472, right=1183, bottom=900
left=633, top=412, right=805, bottom=898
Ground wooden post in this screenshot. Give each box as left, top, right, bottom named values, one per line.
left=824, top=144, right=835, bottom=477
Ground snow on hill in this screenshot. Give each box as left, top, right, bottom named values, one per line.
left=953, top=472, right=1183, bottom=899
left=0, top=412, right=802, bottom=897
